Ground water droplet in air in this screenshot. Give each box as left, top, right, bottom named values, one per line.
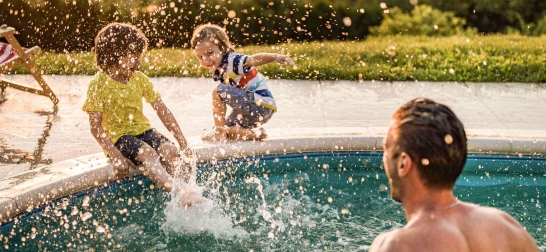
left=343, top=17, right=352, bottom=27
left=422, top=158, right=430, bottom=166
left=96, top=226, right=106, bottom=233
left=81, top=212, right=93, bottom=221
left=228, top=10, right=236, bottom=18
left=445, top=134, right=453, bottom=144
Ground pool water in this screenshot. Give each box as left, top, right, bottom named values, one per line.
left=1, top=152, right=545, bottom=251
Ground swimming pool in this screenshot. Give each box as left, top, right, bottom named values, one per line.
left=1, top=152, right=544, bottom=251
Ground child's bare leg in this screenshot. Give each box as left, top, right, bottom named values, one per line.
left=226, top=126, right=267, bottom=140
left=157, top=142, right=179, bottom=176
left=202, top=88, right=228, bottom=141
left=135, top=144, right=173, bottom=192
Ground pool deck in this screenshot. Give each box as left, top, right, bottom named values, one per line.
left=0, top=74, right=545, bottom=222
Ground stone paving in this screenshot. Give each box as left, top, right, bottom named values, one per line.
left=1, top=74, right=545, bottom=179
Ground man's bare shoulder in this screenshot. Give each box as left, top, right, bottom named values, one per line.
left=369, top=229, right=406, bottom=252
left=465, top=204, right=539, bottom=251
left=369, top=224, right=458, bottom=252
left=466, top=203, right=525, bottom=229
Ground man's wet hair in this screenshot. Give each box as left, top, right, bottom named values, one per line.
left=94, top=22, right=148, bottom=72
left=391, top=98, right=467, bottom=189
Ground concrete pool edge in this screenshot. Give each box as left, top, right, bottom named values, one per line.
left=1, top=130, right=545, bottom=223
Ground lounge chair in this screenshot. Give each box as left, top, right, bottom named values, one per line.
left=0, top=25, right=58, bottom=105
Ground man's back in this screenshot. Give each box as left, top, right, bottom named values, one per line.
left=370, top=202, right=539, bottom=252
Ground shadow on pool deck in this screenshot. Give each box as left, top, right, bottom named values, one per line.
left=0, top=74, right=545, bottom=179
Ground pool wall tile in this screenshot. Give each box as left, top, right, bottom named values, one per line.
left=467, top=138, right=512, bottom=154
left=5, top=165, right=109, bottom=215
left=195, top=139, right=287, bottom=163
left=0, top=198, right=17, bottom=223
left=510, top=139, right=546, bottom=155
left=283, top=136, right=378, bottom=153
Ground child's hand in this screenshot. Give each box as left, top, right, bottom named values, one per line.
left=111, top=155, right=135, bottom=179
left=181, top=147, right=195, bottom=159
left=275, top=54, right=296, bottom=66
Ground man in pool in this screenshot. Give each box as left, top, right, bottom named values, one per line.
left=370, top=98, right=540, bottom=252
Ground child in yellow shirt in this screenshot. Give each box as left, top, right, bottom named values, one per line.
left=83, top=22, right=205, bottom=206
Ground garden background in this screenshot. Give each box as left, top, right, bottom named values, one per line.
left=1, top=0, right=546, bottom=82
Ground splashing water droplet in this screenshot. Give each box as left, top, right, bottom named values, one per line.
left=71, top=207, right=79, bottom=216
left=81, top=212, right=93, bottom=221
left=421, top=158, right=430, bottom=166
left=342, top=17, right=352, bottom=27
left=228, top=10, right=236, bottom=18
left=445, top=134, right=453, bottom=144
left=96, top=226, right=106, bottom=233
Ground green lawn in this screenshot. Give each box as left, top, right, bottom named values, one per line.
left=11, top=35, right=546, bottom=82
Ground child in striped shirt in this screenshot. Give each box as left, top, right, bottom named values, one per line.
left=191, top=24, right=295, bottom=141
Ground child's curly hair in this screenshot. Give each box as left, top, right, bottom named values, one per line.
left=190, top=23, right=234, bottom=53
left=94, top=22, right=148, bottom=72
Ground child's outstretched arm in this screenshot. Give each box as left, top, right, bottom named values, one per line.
left=88, top=112, right=135, bottom=178
left=151, top=99, right=191, bottom=156
left=246, top=53, right=296, bottom=68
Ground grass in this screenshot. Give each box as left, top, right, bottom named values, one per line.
left=10, top=35, right=546, bottom=82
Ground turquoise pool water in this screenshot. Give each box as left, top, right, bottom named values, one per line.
left=1, top=152, right=545, bottom=251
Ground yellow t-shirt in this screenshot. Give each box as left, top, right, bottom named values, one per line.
left=82, top=71, right=161, bottom=144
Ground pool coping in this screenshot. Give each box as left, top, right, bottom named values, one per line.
left=1, top=129, right=545, bottom=223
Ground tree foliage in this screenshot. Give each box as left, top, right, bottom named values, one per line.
left=1, top=0, right=545, bottom=51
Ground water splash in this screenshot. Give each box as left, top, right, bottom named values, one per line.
left=245, top=176, right=273, bottom=222
left=161, top=150, right=248, bottom=239
left=161, top=194, right=247, bottom=239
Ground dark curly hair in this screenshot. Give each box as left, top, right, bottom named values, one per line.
left=94, top=22, right=148, bottom=72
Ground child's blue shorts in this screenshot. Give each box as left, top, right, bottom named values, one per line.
left=216, top=84, right=273, bottom=128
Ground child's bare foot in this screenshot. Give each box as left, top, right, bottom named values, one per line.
left=226, top=126, right=268, bottom=141
left=253, top=127, right=268, bottom=140
left=173, top=183, right=210, bottom=207
left=201, top=127, right=227, bottom=141
left=178, top=191, right=209, bottom=207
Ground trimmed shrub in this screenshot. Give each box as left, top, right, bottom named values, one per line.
left=369, top=5, right=476, bottom=37
left=532, top=17, right=546, bottom=35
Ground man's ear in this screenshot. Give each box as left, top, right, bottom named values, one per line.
left=397, top=152, right=413, bottom=178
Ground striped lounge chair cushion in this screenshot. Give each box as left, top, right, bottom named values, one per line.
left=0, top=42, right=28, bottom=65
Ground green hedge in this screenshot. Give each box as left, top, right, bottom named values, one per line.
left=2, top=0, right=546, bottom=52
left=370, top=5, right=477, bottom=36
left=9, top=35, right=546, bottom=83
